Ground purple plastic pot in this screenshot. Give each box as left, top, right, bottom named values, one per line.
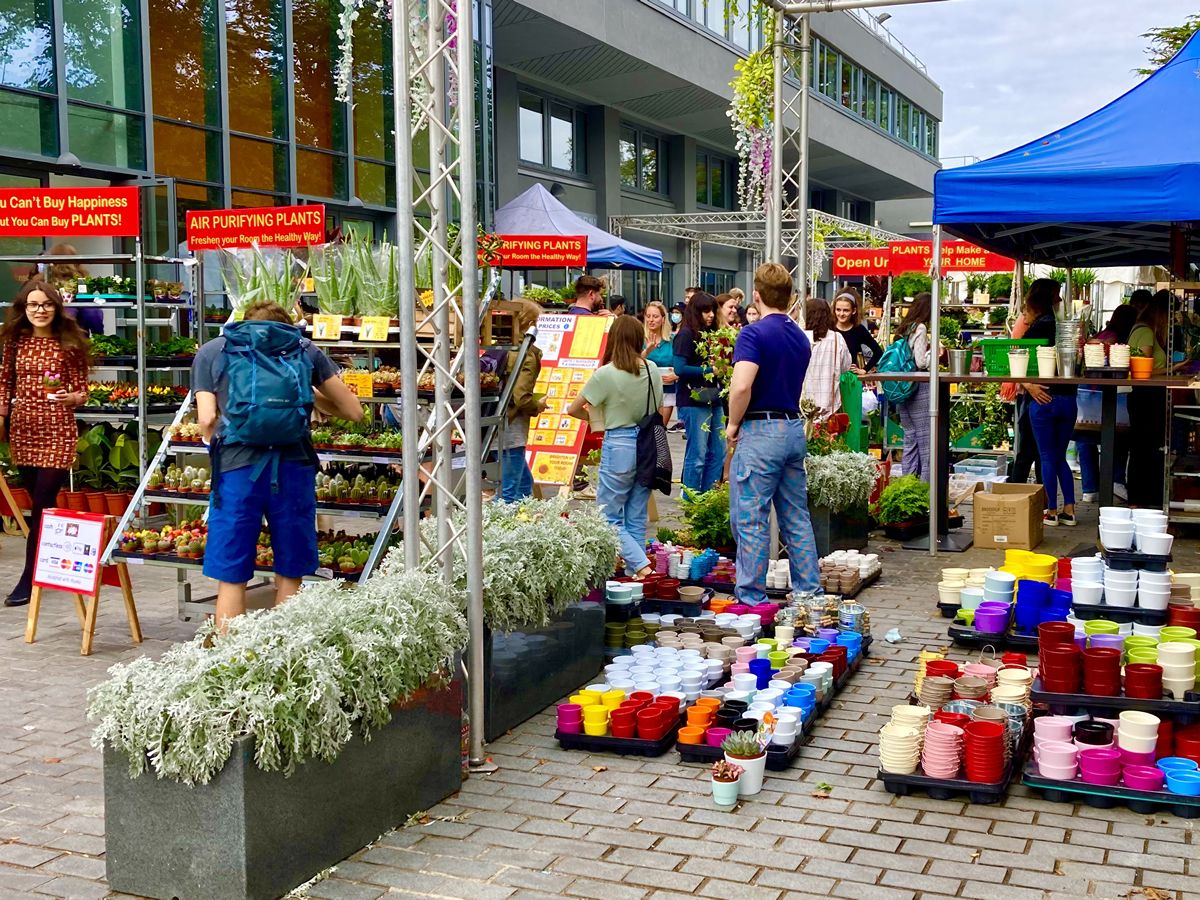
left=818, top=628, right=839, bottom=641
left=792, top=638, right=811, bottom=650
left=558, top=719, right=582, bottom=734
left=978, top=601, right=1011, bottom=613
left=1088, top=634, right=1126, bottom=651
left=1120, top=747, right=1158, bottom=768
left=974, top=609, right=1010, bottom=633
left=1074, top=633, right=1088, bottom=650
left=1080, top=767, right=1121, bottom=786
left=1122, top=765, right=1166, bottom=791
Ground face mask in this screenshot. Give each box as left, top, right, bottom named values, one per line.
left=670, top=313, right=682, bottom=324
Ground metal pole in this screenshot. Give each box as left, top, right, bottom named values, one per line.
left=393, top=0, right=421, bottom=567
left=795, top=15, right=812, bottom=299
left=429, top=10, right=452, bottom=581
left=927, top=226, right=941, bottom=556
left=767, top=11, right=785, bottom=261
left=134, top=237, right=147, bottom=486
left=458, top=1, right=487, bottom=769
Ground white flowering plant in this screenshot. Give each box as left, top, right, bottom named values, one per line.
left=383, top=496, right=618, bottom=632
left=88, top=569, right=467, bottom=786
left=805, top=450, right=879, bottom=515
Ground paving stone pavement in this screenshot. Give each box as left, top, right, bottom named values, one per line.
left=0, top=484, right=1198, bottom=897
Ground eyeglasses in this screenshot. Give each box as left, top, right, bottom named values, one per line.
left=27, top=302, right=55, bottom=312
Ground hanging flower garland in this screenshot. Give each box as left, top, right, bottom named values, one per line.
left=335, top=0, right=458, bottom=119
left=726, top=12, right=775, bottom=212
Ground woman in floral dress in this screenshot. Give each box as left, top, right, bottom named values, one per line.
left=0, top=282, right=89, bottom=607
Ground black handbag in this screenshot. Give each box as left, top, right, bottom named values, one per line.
left=635, top=369, right=672, bottom=495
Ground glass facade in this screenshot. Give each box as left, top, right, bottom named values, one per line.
left=696, top=149, right=732, bottom=209
left=656, top=0, right=763, bottom=52
left=620, top=125, right=668, bottom=195
left=812, top=36, right=939, bottom=159
left=518, top=87, right=585, bottom=175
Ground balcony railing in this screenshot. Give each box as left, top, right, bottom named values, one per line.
left=844, top=8, right=928, bottom=75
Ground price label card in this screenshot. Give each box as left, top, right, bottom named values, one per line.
left=359, top=316, right=391, bottom=341
left=342, top=371, right=373, bottom=398
left=313, top=314, right=343, bottom=341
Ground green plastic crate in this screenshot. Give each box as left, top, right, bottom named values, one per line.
left=978, top=338, right=1050, bottom=376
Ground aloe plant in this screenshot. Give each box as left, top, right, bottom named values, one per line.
left=346, top=230, right=399, bottom=318
left=310, top=243, right=354, bottom=317
left=222, top=246, right=307, bottom=315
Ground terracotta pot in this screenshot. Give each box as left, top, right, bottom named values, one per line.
left=10, top=488, right=31, bottom=513
left=64, top=491, right=88, bottom=512
left=84, top=491, right=108, bottom=514
left=56, top=490, right=69, bottom=508
left=104, top=492, right=131, bottom=517
left=1130, top=357, right=1154, bottom=380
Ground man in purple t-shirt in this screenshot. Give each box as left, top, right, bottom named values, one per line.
left=725, top=263, right=820, bottom=602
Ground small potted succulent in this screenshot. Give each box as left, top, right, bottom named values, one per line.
left=721, top=730, right=767, bottom=797
left=711, top=759, right=743, bottom=807
left=43, top=370, right=62, bottom=400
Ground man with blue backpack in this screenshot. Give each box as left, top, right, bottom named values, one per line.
left=193, top=300, right=363, bottom=626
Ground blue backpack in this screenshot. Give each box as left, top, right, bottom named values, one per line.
left=876, top=335, right=918, bottom=403
left=220, top=320, right=314, bottom=447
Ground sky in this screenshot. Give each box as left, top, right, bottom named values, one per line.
left=884, top=0, right=1197, bottom=161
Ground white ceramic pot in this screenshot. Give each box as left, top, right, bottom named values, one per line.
left=726, top=751, right=767, bottom=795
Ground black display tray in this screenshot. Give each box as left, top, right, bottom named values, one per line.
left=1101, top=547, right=1172, bottom=572
left=1030, top=676, right=1200, bottom=719
left=1070, top=602, right=1169, bottom=625
left=640, top=589, right=714, bottom=617
left=555, top=714, right=684, bottom=757
left=677, top=726, right=805, bottom=770
left=1023, top=766, right=1200, bottom=819
left=93, top=355, right=136, bottom=367
left=1082, top=366, right=1129, bottom=380
left=948, top=623, right=1039, bottom=650
left=878, top=719, right=1031, bottom=805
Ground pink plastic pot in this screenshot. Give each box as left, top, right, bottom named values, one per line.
left=1122, top=765, right=1166, bottom=791
left=558, top=719, right=582, bottom=734
left=1079, top=747, right=1122, bottom=774
left=1037, top=741, right=1080, bottom=768
left=706, top=727, right=732, bottom=747
left=1120, top=747, right=1158, bottom=768
left=1080, top=767, right=1121, bottom=786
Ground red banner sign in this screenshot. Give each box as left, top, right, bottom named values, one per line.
left=0, top=187, right=140, bottom=237
left=489, top=234, right=588, bottom=268
left=831, top=242, right=1014, bottom=276
left=832, top=248, right=893, bottom=276
left=185, top=204, right=326, bottom=250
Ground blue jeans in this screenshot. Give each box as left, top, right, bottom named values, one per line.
left=1029, top=394, right=1078, bottom=510
left=729, top=418, right=820, bottom=604
left=596, top=427, right=651, bottom=574
left=500, top=447, right=533, bottom=502
left=679, top=404, right=726, bottom=493
left=1076, top=436, right=1128, bottom=495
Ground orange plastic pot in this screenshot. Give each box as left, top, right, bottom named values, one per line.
left=104, top=492, right=131, bottom=517
left=1130, top=357, right=1154, bottom=380
left=84, top=491, right=107, bottom=514
left=64, top=491, right=88, bottom=512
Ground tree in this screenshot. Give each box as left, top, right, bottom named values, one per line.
left=1137, top=14, right=1200, bottom=75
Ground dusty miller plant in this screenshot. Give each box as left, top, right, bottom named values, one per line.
left=88, top=569, right=467, bottom=786
left=805, top=451, right=878, bottom=514
left=383, top=496, right=618, bottom=632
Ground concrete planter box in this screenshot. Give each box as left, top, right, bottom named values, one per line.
left=484, top=601, right=604, bottom=741
left=810, top=504, right=870, bottom=558
left=104, top=676, right=463, bottom=900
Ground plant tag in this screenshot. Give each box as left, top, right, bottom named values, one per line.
left=359, top=316, right=390, bottom=341
left=342, top=371, right=373, bottom=398
left=313, top=314, right=343, bottom=341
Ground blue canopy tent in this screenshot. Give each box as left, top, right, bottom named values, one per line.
left=494, top=184, right=664, bottom=271
left=934, top=31, right=1200, bottom=268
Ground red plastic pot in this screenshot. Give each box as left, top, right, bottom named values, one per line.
left=658, top=579, right=680, bottom=600
left=925, top=660, right=960, bottom=679
left=1168, top=605, right=1200, bottom=628
left=1038, top=621, right=1076, bottom=647
left=636, top=707, right=665, bottom=740
left=611, top=720, right=636, bottom=739
left=1001, top=652, right=1028, bottom=667
left=1158, top=719, right=1175, bottom=759
left=1123, top=663, right=1164, bottom=699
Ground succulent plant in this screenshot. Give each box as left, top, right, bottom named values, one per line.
left=721, top=730, right=764, bottom=759
left=711, top=759, right=744, bottom=782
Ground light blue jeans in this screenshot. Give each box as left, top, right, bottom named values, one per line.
left=729, top=418, right=820, bottom=603
left=597, top=427, right=651, bottom=574
left=679, top=404, right=726, bottom=493
left=500, top=447, right=533, bottom=502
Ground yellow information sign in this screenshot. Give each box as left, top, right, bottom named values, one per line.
left=570, top=315, right=607, bottom=358
left=342, top=371, right=373, bottom=398
left=313, top=314, right=343, bottom=341
left=359, top=316, right=391, bottom=341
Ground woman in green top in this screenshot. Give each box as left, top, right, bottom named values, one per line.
left=1127, top=292, right=1170, bottom=507
left=569, top=315, right=663, bottom=577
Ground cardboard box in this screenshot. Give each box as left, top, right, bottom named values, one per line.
left=972, top=483, right=1046, bottom=550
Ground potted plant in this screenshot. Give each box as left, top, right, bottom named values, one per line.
left=92, top=567, right=468, bottom=900
left=1129, top=347, right=1154, bottom=380
left=711, top=759, right=743, bottom=807
left=875, top=474, right=931, bottom=540
left=678, top=483, right=734, bottom=553
left=721, top=730, right=767, bottom=797
left=805, top=449, right=878, bottom=556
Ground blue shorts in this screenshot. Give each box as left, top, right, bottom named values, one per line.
left=203, top=460, right=318, bottom=584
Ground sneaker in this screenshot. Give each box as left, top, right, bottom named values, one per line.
left=1059, top=512, right=1078, bottom=526
left=1043, top=512, right=1058, bottom=527
left=1081, top=492, right=1098, bottom=502
left=1114, top=483, right=1128, bottom=501
left=668, top=422, right=685, bottom=433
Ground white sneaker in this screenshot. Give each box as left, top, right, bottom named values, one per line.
left=1114, top=484, right=1128, bottom=501
left=1081, top=492, right=1098, bottom=502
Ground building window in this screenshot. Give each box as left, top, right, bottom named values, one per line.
left=696, top=150, right=731, bottom=209
left=864, top=75, right=878, bottom=124
left=621, top=269, right=670, bottom=311
left=0, top=90, right=57, bottom=156
left=518, top=88, right=585, bottom=175
left=225, top=0, right=288, bottom=141
left=0, top=0, right=56, bottom=93
left=818, top=44, right=838, bottom=100
left=64, top=0, right=143, bottom=111
left=700, top=268, right=734, bottom=296
left=621, top=124, right=668, bottom=194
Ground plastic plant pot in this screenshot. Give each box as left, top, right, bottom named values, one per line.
left=712, top=773, right=742, bottom=807
left=974, top=609, right=1009, bottom=633
left=706, top=727, right=732, bottom=748
left=1166, top=771, right=1200, bottom=796
left=1122, top=765, right=1166, bottom=791
left=726, top=749, right=767, bottom=796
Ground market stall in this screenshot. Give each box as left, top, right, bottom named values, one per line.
left=915, top=31, right=1200, bottom=550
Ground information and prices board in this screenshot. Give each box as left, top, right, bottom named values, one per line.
left=526, top=314, right=611, bottom=486
left=31, top=510, right=107, bottom=597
